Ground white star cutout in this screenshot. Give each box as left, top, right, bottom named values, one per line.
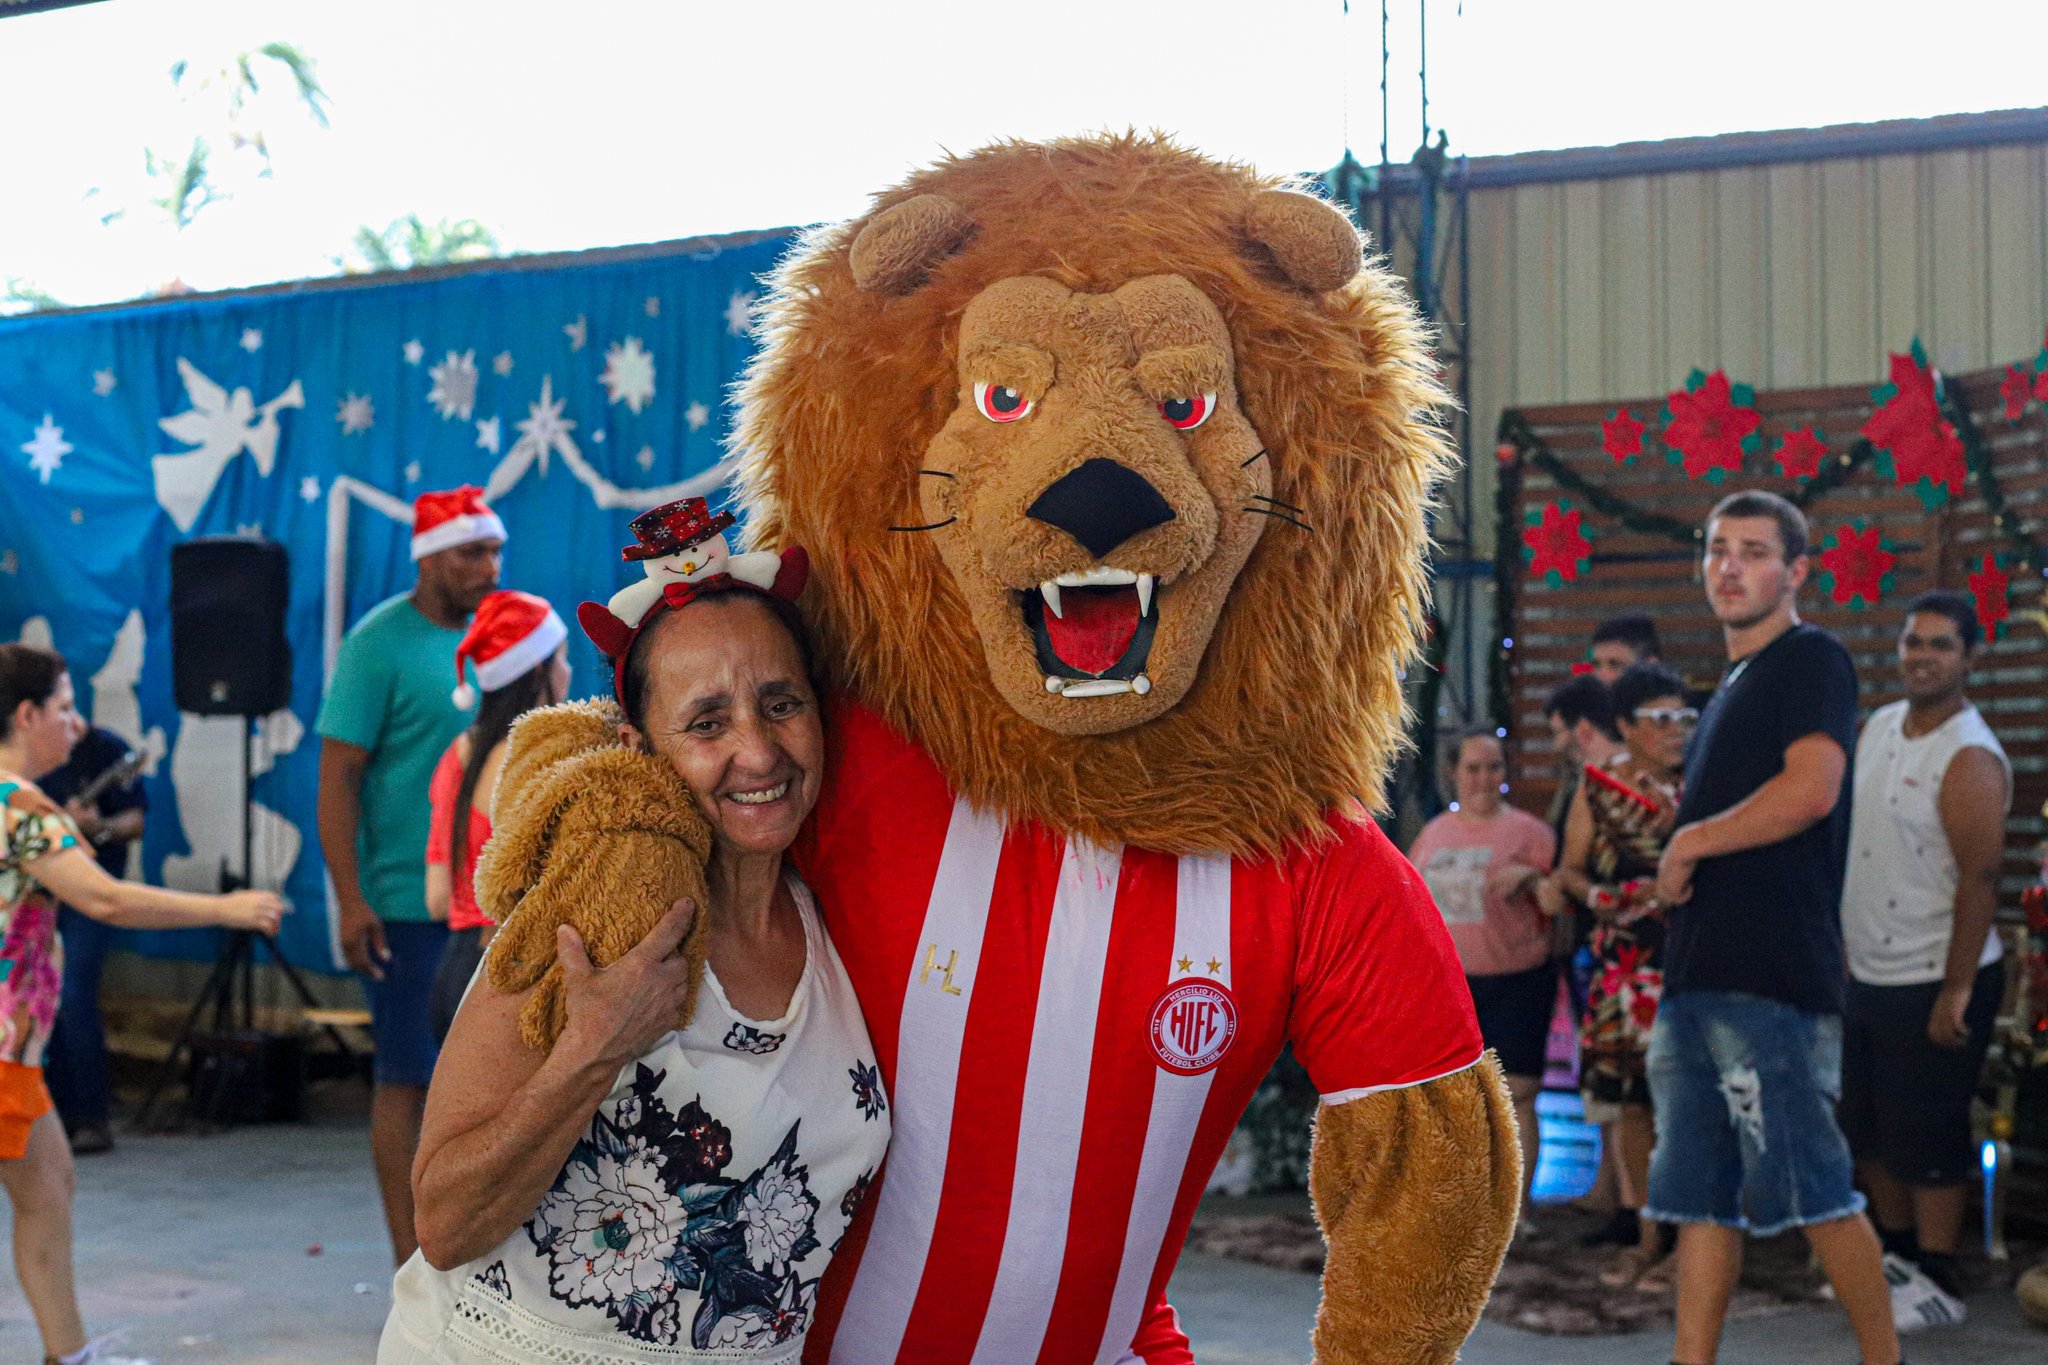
left=0, top=549, right=16, bottom=576
left=684, top=401, right=710, bottom=432
left=563, top=316, right=588, bottom=352
left=20, top=414, right=72, bottom=484
left=403, top=339, right=425, bottom=366
left=635, top=445, right=655, bottom=471
left=724, top=290, right=757, bottom=336
left=600, top=336, right=657, bottom=415
left=474, top=416, right=501, bottom=454
left=590, top=429, right=606, bottom=444
left=644, top=296, right=661, bottom=318
left=404, top=460, right=422, bottom=483
left=240, top=327, right=264, bottom=353
left=69, top=508, right=83, bottom=525
left=493, top=351, right=514, bottom=376
left=91, top=368, right=117, bottom=397
left=336, top=393, right=375, bottom=435
left=299, top=476, right=322, bottom=503
left=236, top=521, right=264, bottom=537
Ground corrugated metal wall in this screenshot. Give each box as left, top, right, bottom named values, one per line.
left=1460, top=139, right=2048, bottom=553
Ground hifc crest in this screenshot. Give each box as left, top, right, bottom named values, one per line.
left=1148, top=978, right=1238, bottom=1075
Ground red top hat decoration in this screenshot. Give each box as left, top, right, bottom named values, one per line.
left=622, top=498, right=737, bottom=562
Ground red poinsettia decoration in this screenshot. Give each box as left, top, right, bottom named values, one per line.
left=2003, top=363, right=2035, bottom=422
left=1968, top=553, right=2010, bottom=642
left=1662, top=369, right=1761, bottom=481
left=1523, top=500, right=1593, bottom=585
left=1816, top=522, right=1897, bottom=610
left=1602, top=408, right=1647, bottom=465
left=1770, top=427, right=1828, bottom=481
left=1862, top=341, right=1967, bottom=509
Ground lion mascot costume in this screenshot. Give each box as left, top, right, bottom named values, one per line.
left=483, top=133, right=1520, bottom=1363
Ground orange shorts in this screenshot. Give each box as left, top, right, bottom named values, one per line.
left=0, top=1060, right=52, bottom=1160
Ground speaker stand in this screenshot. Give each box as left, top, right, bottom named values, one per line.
left=134, top=715, right=358, bottom=1131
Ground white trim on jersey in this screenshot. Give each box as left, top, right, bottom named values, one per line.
left=829, top=799, right=1006, bottom=1365
left=1092, top=854, right=1234, bottom=1365
left=969, top=840, right=1126, bottom=1364
left=1319, top=1055, right=1486, bottom=1107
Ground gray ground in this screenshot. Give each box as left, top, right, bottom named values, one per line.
left=0, top=1114, right=2040, bottom=1363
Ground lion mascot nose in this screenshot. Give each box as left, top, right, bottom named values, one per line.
left=1026, top=457, right=1177, bottom=558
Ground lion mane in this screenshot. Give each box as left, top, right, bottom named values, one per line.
left=733, top=131, right=1453, bottom=857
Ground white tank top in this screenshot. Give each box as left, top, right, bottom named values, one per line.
left=379, top=873, right=890, bottom=1364
left=1841, top=701, right=2008, bottom=987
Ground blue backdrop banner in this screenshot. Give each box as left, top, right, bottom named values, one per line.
left=0, top=232, right=792, bottom=970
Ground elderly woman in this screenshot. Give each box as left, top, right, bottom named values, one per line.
left=380, top=569, right=888, bottom=1363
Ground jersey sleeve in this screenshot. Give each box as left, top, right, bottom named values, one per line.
left=315, top=626, right=391, bottom=751
left=1288, top=812, right=1484, bottom=1104
left=423, top=741, right=463, bottom=868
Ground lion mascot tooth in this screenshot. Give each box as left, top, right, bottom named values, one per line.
left=494, top=132, right=1519, bottom=1363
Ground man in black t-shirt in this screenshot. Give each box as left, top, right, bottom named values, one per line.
left=1646, top=492, right=1902, bottom=1365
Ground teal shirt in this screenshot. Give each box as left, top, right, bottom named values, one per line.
left=315, top=594, right=473, bottom=923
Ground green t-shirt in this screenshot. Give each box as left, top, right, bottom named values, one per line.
left=315, top=594, right=473, bottom=923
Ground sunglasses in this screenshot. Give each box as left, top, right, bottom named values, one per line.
left=1633, top=706, right=1698, bottom=727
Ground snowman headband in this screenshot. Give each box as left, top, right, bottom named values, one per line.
left=576, top=546, right=810, bottom=710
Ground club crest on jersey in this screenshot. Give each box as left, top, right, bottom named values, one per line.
left=1147, top=977, right=1238, bottom=1075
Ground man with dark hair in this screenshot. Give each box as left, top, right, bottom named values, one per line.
left=1590, top=613, right=1663, bottom=682
left=1649, top=490, right=1902, bottom=1365
left=1840, top=589, right=2009, bottom=1334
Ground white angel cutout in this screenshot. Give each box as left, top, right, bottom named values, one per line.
left=152, top=358, right=305, bottom=532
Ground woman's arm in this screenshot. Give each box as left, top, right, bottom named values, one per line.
left=424, top=862, right=452, bottom=923
left=1551, top=781, right=1598, bottom=904
left=25, top=844, right=280, bottom=932
left=413, top=902, right=699, bottom=1270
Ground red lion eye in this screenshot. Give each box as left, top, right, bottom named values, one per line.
left=1160, top=393, right=1215, bottom=430
left=973, top=381, right=1033, bottom=423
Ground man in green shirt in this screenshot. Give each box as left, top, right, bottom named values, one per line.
left=316, top=485, right=503, bottom=1265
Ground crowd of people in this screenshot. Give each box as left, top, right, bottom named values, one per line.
left=0, top=475, right=2027, bottom=1365
left=1406, top=489, right=2021, bottom=1363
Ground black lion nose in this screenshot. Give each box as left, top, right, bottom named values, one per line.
left=1026, top=458, right=1177, bottom=559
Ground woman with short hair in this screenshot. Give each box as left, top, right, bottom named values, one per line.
left=382, top=556, right=888, bottom=1363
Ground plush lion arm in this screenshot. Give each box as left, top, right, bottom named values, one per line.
left=1309, top=1054, right=1521, bottom=1364
left=474, top=700, right=713, bottom=1053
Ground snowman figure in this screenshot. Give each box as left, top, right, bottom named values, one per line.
left=607, top=497, right=784, bottom=628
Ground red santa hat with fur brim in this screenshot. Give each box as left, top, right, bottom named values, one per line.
left=452, top=590, right=566, bottom=709
left=411, top=485, right=508, bottom=561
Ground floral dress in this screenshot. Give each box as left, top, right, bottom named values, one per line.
left=380, top=872, right=890, bottom=1365
left=1576, top=760, right=1678, bottom=1110
left=0, top=776, right=81, bottom=1069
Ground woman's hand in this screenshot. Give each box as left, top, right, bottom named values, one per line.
left=554, top=900, right=698, bottom=1071
left=217, top=890, right=286, bottom=936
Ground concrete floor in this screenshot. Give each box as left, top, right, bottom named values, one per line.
left=0, top=1115, right=2041, bottom=1363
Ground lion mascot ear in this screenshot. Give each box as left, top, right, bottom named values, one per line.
left=1244, top=188, right=1365, bottom=294
left=849, top=193, right=977, bottom=295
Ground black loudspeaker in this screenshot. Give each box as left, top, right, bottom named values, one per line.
left=170, top=537, right=292, bottom=716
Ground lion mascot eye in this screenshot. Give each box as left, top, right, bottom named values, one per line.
left=1159, top=393, right=1215, bottom=430
left=972, top=381, right=1034, bottom=423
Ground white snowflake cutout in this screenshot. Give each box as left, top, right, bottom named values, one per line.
left=600, top=337, right=656, bottom=415
left=428, top=350, right=479, bottom=421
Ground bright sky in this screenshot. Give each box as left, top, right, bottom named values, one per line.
left=3, top=0, right=2043, bottom=308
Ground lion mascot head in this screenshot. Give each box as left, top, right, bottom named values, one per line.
left=734, top=132, right=1451, bottom=855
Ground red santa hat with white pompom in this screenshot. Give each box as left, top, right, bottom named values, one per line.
left=411, top=485, right=507, bottom=561
left=452, top=590, right=566, bottom=709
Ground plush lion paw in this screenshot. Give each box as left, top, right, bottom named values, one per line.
left=475, top=701, right=714, bottom=1052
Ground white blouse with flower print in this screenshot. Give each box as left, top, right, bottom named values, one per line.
left=380, top=872, right=890, bottom=1364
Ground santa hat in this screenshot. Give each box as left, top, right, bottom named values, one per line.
left=411, top=485, right=508, bottom=561
left=452, top=590, right=567, bottom=708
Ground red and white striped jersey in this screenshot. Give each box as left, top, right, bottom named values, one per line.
left=796, top=700, right=1481, bottom=1364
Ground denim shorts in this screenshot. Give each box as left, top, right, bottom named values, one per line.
left=361, top=919, right=449, bottom=1088
left=1644, top=990, right=1865, bottom=1237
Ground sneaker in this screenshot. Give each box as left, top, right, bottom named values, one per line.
left=1883, top=1252, right=1966, bottom=1333
left=68, top=1124, right=114, bottom=1157
left=47, top=1334, right=154, bottom=1365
